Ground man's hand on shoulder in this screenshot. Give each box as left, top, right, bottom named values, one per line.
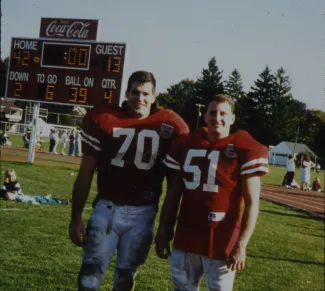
left=69, top=217, right=87, bottom=247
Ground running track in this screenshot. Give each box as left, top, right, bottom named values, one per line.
left=261, top=184, right=325, bottom=220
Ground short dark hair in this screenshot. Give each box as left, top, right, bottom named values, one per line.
left=204, top=94, right=235, bottom=114
left=126, top=71, right=156, bottom=93
left=288, top=155, right=293, bottom=159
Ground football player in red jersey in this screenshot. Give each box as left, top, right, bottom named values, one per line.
left=69, top=71, right=189, bottom=291
left=155, top=94, right=269, bottom=291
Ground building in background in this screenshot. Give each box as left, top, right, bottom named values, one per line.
left=269, top=141, right=317, bottom=166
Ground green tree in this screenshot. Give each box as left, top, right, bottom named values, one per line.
left=224, top=69, right=245, bottom=102
left=156, top=79, right=196, bottom=111
left=244, top=65, right=277, bottom=144
left=269, top=67, right=296, bottom=143
left=157, top=79, right=198, bottom=130
left=299, top=109, right=325, bottom=157
left=195, top=57, right=224, bottom=103
left=224, top=69, right=246, bottom=130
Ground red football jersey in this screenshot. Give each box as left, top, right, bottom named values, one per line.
left=81, top=104, right=189, bottom=205
left=164, top=127, right=269, bottom=259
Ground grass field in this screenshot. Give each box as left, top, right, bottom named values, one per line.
left=0, top=157, right=324, bottom=291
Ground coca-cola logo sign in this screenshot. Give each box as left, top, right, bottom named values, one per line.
left=40, top=18, right=98, bottom=40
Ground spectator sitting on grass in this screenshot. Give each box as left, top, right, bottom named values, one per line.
left=0, top=168, right=22, bottom=197
left=0, top=168, right=69, bottom=205
left=0, top=130, right=11, bottom=146
left=312, top=177, right=322, bottom=192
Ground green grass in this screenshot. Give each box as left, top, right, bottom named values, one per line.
left=0, top=159, right=324, bottom=290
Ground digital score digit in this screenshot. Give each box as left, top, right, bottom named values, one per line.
left=14, top=82, right=23, bottom=97
left=104, top=89, right=113, bottom=103
left=12, top=50, right=31, bottom=66
left=79, top=88, right=88, bottom=103
left=45, top=85, right=54, bottom=100
left=69, top=87, right=88, bottom=104
left=41, top=42, right=91, bottom=70
left=105, top=56, right=122, bottom=73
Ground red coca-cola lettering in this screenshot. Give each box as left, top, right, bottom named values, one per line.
left=45, top=21, right=90, bottom=39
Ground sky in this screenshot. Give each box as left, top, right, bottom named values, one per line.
left=2, top=0, right=325, bottom=110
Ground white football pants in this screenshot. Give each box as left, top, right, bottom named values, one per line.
left=171, top=248, right=236, bottom=291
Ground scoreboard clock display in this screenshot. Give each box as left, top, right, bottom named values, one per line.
left=6, top=37, right=126, bottom=107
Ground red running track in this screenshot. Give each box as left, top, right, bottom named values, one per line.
left=261, top=184, right=325, bottom=219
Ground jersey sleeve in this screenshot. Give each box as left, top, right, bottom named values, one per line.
left=163, top=134, right=189, bottom=170
left=80, top=110, right=103, bottom=158
left=168, top=110, right=190, bottom=138
left=235, top=131, right=269, bottom=176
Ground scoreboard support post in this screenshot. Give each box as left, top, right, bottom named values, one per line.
left=27, top=102, right=40, bottom=164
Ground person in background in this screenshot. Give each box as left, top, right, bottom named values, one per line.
left=35, top=135, right=43, bottom=150
left=49, top=129, right=57, bottom=154
left=316, top=163, right=321, bottom=173
left=312, top=177, right=322, bottom=192
left=68, top=129, right=75, bottom=156
left=284, top=155, right=296, bottom=189
left=23, top=127, right=31, bottom=148
left=53, top=130, right=59, bottom=154
left=0, top=130, right=11, bottom=146
left=0, top=168, right=69, bottom=205
left=74, top=130, right=82, bottom=157
left=0, top=168, right=22, bottom=199
left=300, top=155, right=315, bottom=191
left=61, top=130, right=68, bottom=155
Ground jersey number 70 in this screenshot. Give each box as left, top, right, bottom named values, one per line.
left=111, top=128, right=159, bottom=170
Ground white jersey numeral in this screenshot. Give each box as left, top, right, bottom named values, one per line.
left=135, top=130, right=159, bottom=170
left=111, top=128, right=135, bottom=167
left=111, top=128, right=159, bottom=170
left=183, top=149, right=220, bottom=192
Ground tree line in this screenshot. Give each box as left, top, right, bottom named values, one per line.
left=1, top=57, right=325, bottom=165
left=156, top=57, right=325, bottom=165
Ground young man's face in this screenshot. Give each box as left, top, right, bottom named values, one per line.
left=125, top=82, right=156, bottom=119
left=204, top=101, right=235, bottom=139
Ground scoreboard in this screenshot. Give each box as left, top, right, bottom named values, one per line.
left=5, top=37, right=126, bottom=107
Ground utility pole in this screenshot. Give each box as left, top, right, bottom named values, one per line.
left=292, top=124, right=300, bottom=156
left=195, top=103, right=205, bottom=129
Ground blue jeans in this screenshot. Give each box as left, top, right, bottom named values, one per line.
left=69, top=143, right=74, bottom=156
left=78, top=199, right=157, bottom=291
left=75, top=142, right=80, bottom=156
left=34, top=196, right=62, bottom=204
left=14, top=194, right=63, bottom=205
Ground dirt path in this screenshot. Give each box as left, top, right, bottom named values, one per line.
left=0, top=146, right=81, bottom=166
